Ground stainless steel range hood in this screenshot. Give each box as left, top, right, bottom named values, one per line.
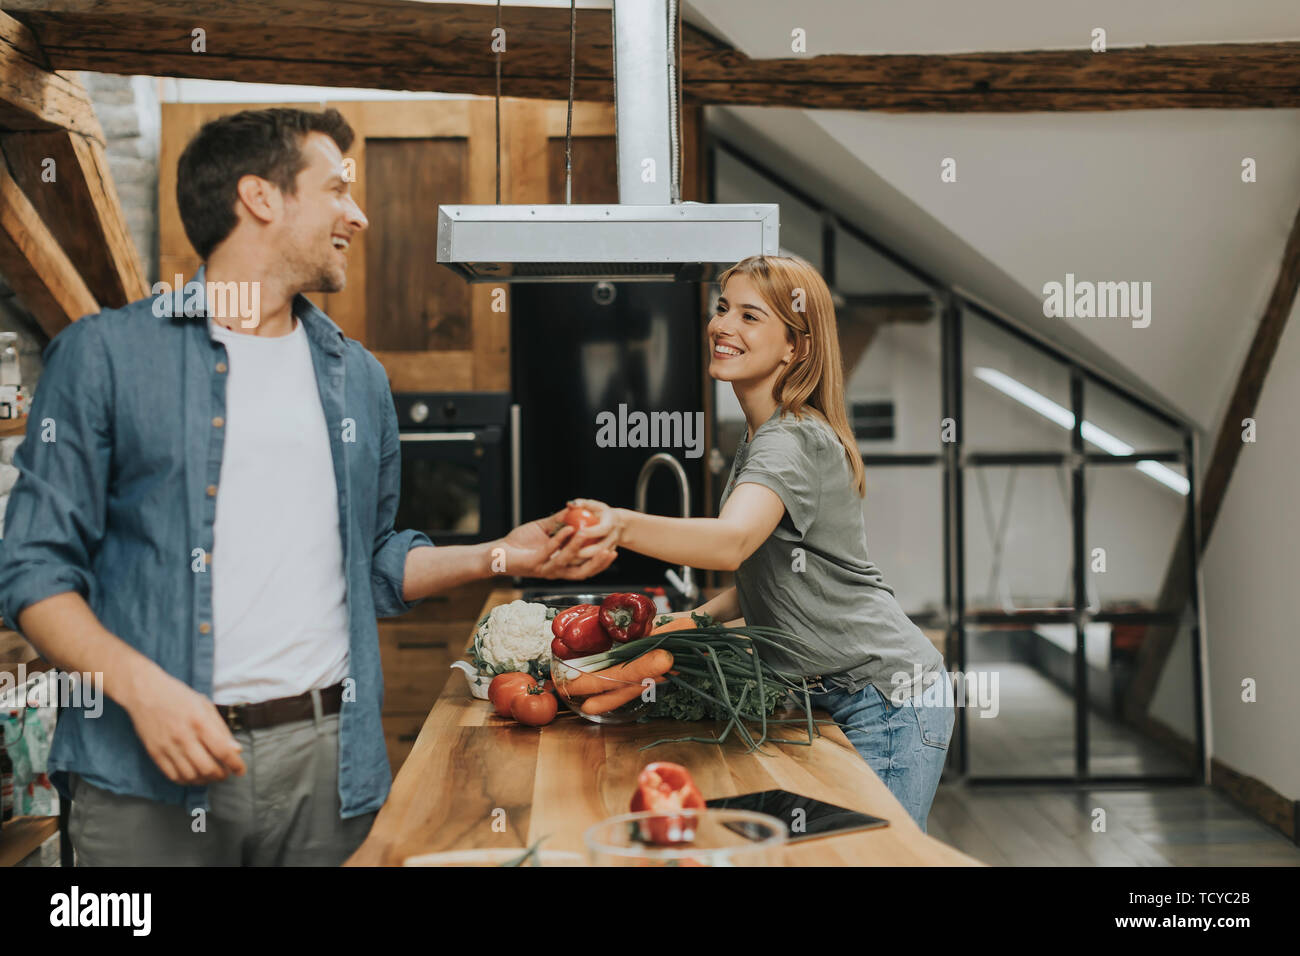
left=436, top=0, right=779, bottom=283
left=437, top=203, right=779, bottom=282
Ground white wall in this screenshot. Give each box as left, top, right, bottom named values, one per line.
left=687, top=0, right=1300, bottom=56
left=1200, top=296, right=1300, bottom=801
left=802, top=106, right=1300, bottom=439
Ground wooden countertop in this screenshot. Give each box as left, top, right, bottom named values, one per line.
left=0, top=628, right=47, bottom=682
left=0, top=816, right=58, bottom=868
left=347, top=588, right=981, bottom=867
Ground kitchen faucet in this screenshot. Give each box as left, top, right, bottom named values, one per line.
left=634, top=452, right=698, bottom=606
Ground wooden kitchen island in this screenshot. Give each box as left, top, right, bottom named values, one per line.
left=346, top=589, right=982, bottom=867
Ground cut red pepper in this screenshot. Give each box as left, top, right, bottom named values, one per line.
left=599, top=592, right=656, bottom=643
left=630, top=761, right=706, bottom=845
left=550, top=604, right=612, bottom=659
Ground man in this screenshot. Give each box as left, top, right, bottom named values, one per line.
left=0, top=107, right=614, bottom=865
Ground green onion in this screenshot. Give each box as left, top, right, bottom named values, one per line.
left=591, top=621, right=830, bottom=753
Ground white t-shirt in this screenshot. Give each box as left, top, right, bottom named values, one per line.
left=208, top=316, right=351, bottom=705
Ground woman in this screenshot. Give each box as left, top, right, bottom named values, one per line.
left=571, top=255, right=954, bottom=832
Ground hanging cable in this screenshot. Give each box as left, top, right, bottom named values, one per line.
left=564, top=0, right=576, bottom=204
left=495, top=0, right=502, bottom=204
left=667, top=0, right=682, bottom=203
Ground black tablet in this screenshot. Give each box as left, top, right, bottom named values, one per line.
left=706, top=789, right=890, bottom=843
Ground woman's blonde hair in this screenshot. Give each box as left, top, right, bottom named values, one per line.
left=717, top=254, right=866, bottom=497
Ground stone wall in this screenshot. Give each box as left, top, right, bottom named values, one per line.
left=81, top=72, right=160, bottom=287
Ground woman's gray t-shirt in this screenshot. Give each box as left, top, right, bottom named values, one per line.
left=719, top=407, right=945, bottom=702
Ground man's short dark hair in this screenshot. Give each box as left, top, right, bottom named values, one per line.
left=176, top=107, right=355, bottom=260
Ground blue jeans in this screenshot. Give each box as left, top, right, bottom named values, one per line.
left=808, top=682, right=955, bottom=832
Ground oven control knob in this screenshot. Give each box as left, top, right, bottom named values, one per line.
left=410, top=401, right=429, bottom=424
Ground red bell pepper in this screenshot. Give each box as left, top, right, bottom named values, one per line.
left=630, top=761, right=706, bottom=845
left=550, top=604, right=612, bottom=660
left=598, top=592, right=656, bottom=643
left=552, top=603, right=598, bottom=639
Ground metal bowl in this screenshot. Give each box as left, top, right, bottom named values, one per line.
left=526, top=592, right=610, bottom=610
left=522, top=586, right=684, bottom=613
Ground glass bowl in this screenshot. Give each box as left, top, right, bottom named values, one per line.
left=584, top=809, right=787, bottom=867
left=402, top=848, right=585, bottom=867
left=550, top=653, right=655, bottom=724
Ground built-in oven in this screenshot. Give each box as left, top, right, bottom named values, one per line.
left=392, top=392, right=512, bottom=546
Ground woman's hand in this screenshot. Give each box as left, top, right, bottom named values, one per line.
left=567, top=485, right=785, bottom=572
left=498, top=509, right=617, bottom=579
left=567, top=497, right=626, bottom=560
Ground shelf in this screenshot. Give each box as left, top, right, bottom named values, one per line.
left=0, top=416, right=26, bottom=437
left=0, top=816, right=58, bottom=867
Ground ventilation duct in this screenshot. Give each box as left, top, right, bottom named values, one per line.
left=437, top=0, right=779, bottom=283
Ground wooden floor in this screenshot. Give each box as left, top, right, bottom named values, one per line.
left=964, top=661, right=1191, bottom=777
left=928, top=783, right=1300, bottom=866
left=926, top=656, right=1300, bottom=865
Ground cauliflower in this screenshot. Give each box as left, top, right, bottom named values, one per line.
left=472, top=600, right=556, bottom=677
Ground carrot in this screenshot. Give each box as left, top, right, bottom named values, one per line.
left=561, top=649, right=675, bottom=698
left=651, top=617, right=696, bottom=635
left=581, top=675, right=668, bottom=714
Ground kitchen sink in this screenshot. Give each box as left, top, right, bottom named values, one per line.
left=520, top=585, right=694, bottom=614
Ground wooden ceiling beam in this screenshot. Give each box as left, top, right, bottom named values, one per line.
left=1198, top=201, right=1300, bottom=546
left=0, top=11, right=146, bottom=316
left=680, top=32, right=1300, bottom=111
left=836, top=295, right=936, bottom=375
left=11, top=4, right=613, bottom=102
left=7, top=3, right=1300, bottom=111
left=0, top=12, right=103, bottom=140
left=839, top=293, right=935, bottom=323
left=0, top=152, right=98, bottom=336
left=2, top=129, right=148, bottom=307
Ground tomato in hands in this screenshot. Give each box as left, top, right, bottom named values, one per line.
left=562, top=505, right=599, bottom=534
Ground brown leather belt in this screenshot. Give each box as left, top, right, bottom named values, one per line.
left=214, top=682, right=344, bottom=733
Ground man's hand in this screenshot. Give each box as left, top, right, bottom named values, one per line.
left=122, top=662, right=247, bottom=785
left=498, top=509, right=618, bottom=580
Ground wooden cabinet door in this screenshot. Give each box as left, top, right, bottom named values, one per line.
left=319, top=100, right=496, bottom=390
left=160, top=98, right=618, bottom=392
left=324, top=99, right=616, bottom=392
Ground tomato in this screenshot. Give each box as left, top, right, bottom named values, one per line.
left=511, top=685, right=558, bottom=726
left=630, top=761, right=706, bottom=845
left=488, top=672, right=537, bottom=718
left=562, top=505, right=599, bottom=534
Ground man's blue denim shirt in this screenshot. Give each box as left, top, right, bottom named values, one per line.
left=0, top=267, right=432, bottom=818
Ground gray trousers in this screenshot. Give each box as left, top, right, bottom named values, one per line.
left=69, top=710, right=376, bottom=866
